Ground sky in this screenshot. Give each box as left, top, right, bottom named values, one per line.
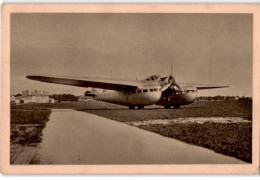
left=11, top=13, right=252, bottom=96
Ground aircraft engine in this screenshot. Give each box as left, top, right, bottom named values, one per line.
left=160, top=75, right=184, bottom=101
left=160, top=75, right=175, bottom=91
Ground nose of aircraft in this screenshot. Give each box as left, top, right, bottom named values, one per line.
left=168, top=91, right=197, bottom=105
left=160, top=75, right=176, bottom=91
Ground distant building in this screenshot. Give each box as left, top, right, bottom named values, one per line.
left=11, top=90, right=55, bottom=104
left=50, top=98, right=56, bottom=103
left=22, top=90, right=29, bottom=97
left=10, top=95, right=16, bottom=103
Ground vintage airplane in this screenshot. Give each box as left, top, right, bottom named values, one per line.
left=26, top=74, right=228, bottom=109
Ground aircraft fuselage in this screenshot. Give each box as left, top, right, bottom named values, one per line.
left=156, top=88, right=197, bottom=108
left=94, top=84, right=198, bottom=109
left=95, top=84, right=162, bottom=107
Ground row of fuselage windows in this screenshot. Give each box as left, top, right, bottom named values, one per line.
left=124, top=89, right=197, bottom=95
left=124, top=88, right=159, bottom=95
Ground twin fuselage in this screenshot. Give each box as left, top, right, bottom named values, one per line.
left=94, top=83, right=197, bottom=109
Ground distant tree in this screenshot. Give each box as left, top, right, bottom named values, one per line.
left=49, top=94, right=78, bottom=102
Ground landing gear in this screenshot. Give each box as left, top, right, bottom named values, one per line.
left=138, top=106, right=144, bottom=109
left=129, top=105, right=145, bottom=109
left=129, top=106, right=135, bottom=109
left=164, top=105, right=181, bottom=109
left=174, top=105, right=180, bottom=109
left=164, top=105, right=170, bottom=109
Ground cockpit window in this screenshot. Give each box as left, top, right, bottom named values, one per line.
left=146, top=75, right=161, bottom=81
left=154, top=76, right=158, bottom=80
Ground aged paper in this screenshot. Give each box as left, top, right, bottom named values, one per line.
left=1, top=4, right=259, bottom=174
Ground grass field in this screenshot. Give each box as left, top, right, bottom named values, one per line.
left=83, top=100, right=252, bottom=122
left=10, top=99, right=252, bottom=162
left=139, top=122, right=252, bottom=162
left=11, top=105, right=51, bottom=145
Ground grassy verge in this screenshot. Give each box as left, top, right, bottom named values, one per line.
left=11, top=105, right=51, bottom=145
left=139, top=122, right=252, bottom=162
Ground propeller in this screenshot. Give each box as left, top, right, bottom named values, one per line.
left=160, top=65, right=184, bottom=93
left=174, top=82, right=184, bottom=92
left=160, top=75, right=184, bottom=92
left=160, top=75, right=175, bottom=91
left=159, top=65, right=185, bottom=102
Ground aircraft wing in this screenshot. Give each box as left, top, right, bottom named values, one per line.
left=179, top=83, right=229, bottom=90
left=26, top=75, right=140, bottom=91
left=196, top=86, right=229, bottom=90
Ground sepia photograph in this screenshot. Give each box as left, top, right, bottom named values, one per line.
left=1, top=4, right=259, bottom=174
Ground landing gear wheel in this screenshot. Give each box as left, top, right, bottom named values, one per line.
left=164, top=105, right=170, bottom=109
left=174, top=105, right=180, bottom=109
left=138, top=106, right=144, bottom=109
left=129, top=106, right=135, bottom=109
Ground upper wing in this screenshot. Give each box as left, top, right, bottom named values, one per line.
left=179, top=83, right=229, bottom=90
left=26, top=76, right=140, bottom=91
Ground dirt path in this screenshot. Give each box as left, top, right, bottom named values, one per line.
left=10, top=143, right=38, bottom=164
